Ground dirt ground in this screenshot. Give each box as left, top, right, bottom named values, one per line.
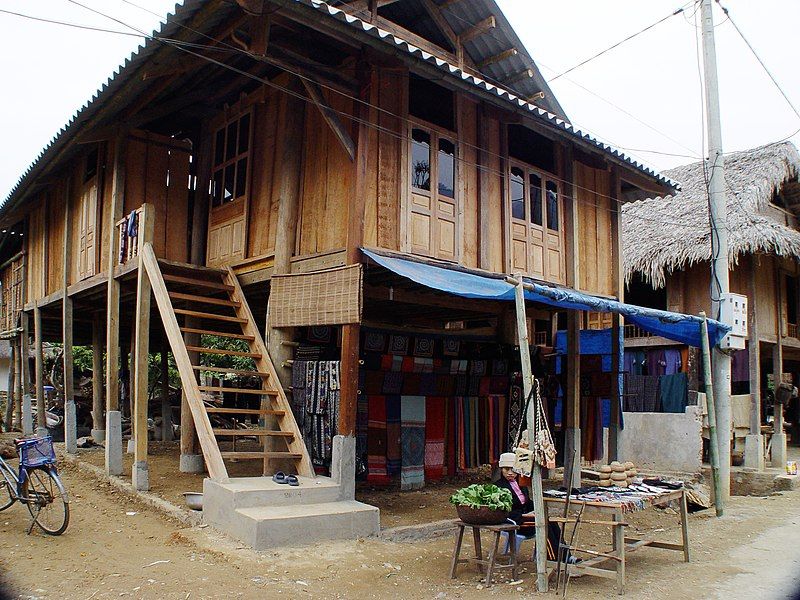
left=1, top=454, right=800, bottom=600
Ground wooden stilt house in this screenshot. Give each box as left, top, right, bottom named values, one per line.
left=0, top=0, right=676, bottom=545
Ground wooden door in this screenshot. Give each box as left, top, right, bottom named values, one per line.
left=407, top=126, right=458, bottom=261
left=77, top=179, right=98, bottom=280
left=507, top=163, right=564, bottom=283
left=207, top=111, right=252, bottom=267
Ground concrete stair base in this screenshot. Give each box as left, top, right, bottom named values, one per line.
left=203, top=476, right=380, bottom=549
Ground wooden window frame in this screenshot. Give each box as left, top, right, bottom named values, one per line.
left=505, top=159, right=565, bottom=283
left=209, top=108, right=254, bottom=208
left=404, top=117, right=461, bottom=262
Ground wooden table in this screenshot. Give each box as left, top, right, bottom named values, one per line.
left=449, top=520, right=519, bottom=586
left=543, top=488, right=690, bottom=595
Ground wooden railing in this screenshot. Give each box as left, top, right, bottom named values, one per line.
left=789, top=323, right=798, bottom=339
left=624, top=324, right=653, bottom=339
left=0, top=254, right=24, bottom=335
left=533, top=331, right=549, bottom=346
left=116, top=204, right=150, bottom=265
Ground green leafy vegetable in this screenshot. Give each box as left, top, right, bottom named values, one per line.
left=449, top=484, right=512, bottom=511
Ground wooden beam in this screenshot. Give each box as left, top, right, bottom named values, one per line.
left=63, top=177, right=77, bottom=454
left=33, top=305, right=44, bottom=434
left=608, top=167, right=622, bottom=462
left=419, top=0, right=461, bottom=57
left=339, top=0, right=401, bottom=13
left=504, top=68, right=534, bottom=86
left=477, top=104, right=491, bottom=270
left=477, top=48, right=518, bottom=69
left=20, top=309, right=32, bottom=435
left=300, top=78, right=356, bottom=162
left=439, top=0, right=465, bottom=9
left=91, top=314, right=104, bottom=437
left=131, top=204, right=153, bottom=490
left=340, top=68, right=372, bottom=438
left=459, top=15, right=496, bottom=45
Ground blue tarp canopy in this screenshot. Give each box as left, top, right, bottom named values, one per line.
left=362, top=249, right=729, bottom=348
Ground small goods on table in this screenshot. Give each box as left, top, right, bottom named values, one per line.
left=543, top=478, right=690, bottom=595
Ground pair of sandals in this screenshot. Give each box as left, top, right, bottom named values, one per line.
left=272, top=472, right=299, bottom=486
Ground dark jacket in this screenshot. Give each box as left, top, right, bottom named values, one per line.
left=495, top=476, right=532, bottom=526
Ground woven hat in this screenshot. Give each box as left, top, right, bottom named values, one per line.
left=499, top=453, right=516, bottom=468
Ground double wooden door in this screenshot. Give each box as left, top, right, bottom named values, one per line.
left=508, top=162, right=564, bottom=284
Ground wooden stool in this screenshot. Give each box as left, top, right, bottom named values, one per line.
left=449, top=520, right=519, bottom=586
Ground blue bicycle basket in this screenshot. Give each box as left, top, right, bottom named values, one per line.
left=19, top=436, right=56, bottom=468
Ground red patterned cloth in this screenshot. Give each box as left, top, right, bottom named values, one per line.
left=424, top=397, right=446, bottom=480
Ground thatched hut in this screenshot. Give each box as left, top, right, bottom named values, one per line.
left=622, top=141, right=800, bottom=470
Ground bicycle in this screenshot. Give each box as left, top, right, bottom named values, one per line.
left=0, top=435, right=70, bottom=535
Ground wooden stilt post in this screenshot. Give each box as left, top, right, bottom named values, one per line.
left=160, top=341, right=172, bottom=442
left=132, top=204, right=154, bottom=490
left=33, top=305, right=46, bottom=437
left=772, top=261, right=787, bottom=467
left=63, top=177, right=77, bottom=453
left=338, top=65, right=372, bottom=441
left=20, top=312, right=32, bottom=435
left=91, top=314, right=105, bottom=442
left=265, top=91, right=305, bottom=475
left=13, top=339, right=21, bottom=430
left=512, top=277, right=548, bottom=593
left=699, top=312, right=723, bottom=516
left=744, top=256, right=763, bottom=469
left=3, top=342, right=14, bottom=432
left=105, top=133, right=127, bottom=476
left=564, top=311, right=581, bottom=489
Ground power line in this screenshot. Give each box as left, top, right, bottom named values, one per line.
left=11, top=0, right=701, bottom=230
left=0, top=7, right=143, bottom=36
left=715, top=0, right=800, bottom=123
left=549, top=3, right=689, bottom=82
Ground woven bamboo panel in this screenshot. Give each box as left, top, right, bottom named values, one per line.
left=269, top=264, right=362, bottom=327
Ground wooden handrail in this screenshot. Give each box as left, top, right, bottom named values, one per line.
left=116, top=204, right=150, bottom=266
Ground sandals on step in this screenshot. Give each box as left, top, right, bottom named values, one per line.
left=272, top=472, right=287, bottom=484
left=286, top=475, right=299, bottom=487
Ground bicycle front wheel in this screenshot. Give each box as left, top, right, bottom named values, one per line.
left=23, top=467, right=69, bottom=535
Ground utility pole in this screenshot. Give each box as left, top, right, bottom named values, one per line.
left=701, top=0, right=731, bottom=503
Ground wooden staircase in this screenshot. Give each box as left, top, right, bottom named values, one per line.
left=140, top=243, right=314, bottom=481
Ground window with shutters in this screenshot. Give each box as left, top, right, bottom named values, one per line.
left=507, top=161, right=564, bottom=284
left=407, top=122, right=459, bottom=261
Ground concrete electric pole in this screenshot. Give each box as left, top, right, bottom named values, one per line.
left=701, top=0, right=731, bottom=503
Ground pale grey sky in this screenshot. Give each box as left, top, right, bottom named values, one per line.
left=1, top=0, right=798, bottom=199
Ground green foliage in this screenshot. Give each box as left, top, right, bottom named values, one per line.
left=198, top=335, right=256, bottom=375
left=449, top=484, right=512, bottom=511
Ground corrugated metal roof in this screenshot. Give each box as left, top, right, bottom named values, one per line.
left=2, top=0, right=676, bottom=216
left=300, top=0, right=678, bottom=190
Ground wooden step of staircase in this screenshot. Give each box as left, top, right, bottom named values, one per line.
left=141, top=243, right=314, bottom=481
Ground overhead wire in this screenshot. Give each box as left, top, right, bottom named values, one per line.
left=549, top=3, right=690, bottom=82
left=13, top=0, right=702, bottom=230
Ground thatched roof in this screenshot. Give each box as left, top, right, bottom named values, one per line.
left=622, top=141, right=800, bottom=288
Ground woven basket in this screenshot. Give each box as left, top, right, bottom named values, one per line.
left=456, top=505, right=509, bottom=525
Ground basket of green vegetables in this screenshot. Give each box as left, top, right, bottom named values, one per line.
left=449, top=483, right=512, bottom=525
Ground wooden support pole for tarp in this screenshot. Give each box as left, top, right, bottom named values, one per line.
left=511, top=276, right=548, bottom=593
left=699, top=311, right=723, bottom=517
left=20, top=311, right=32, bottom=436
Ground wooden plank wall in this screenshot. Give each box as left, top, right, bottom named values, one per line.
left=26, top=198, right=47, bottom=302
left=47, top=181, right=66, bottom=295
left=125, top=136, right=190, bottom=263
left=296, top=87, right=354, bottom=256
left=574, top=161, right=613, bottom=296
left=483, top=111, right=505, bottom=273
left=247, top=89, right=281, bottom=258
left=459, top=98, right=479, bottom=269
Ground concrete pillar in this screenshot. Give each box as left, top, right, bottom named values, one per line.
left=132, top=460, right=149, bottom=491
left=64, top=400, right=77, bottom=454
left=105, top=410, right=123, bottom=475
left=22, top=395, right=33, bottom=435
left=331, top=435, right=356, bottom=500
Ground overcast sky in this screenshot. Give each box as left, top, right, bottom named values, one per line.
left=0, top=0, right=798, bottom=199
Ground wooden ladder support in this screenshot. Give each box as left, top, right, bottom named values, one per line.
left=140, top=243, right=229, bottom=482
left=224, top=266, right=315, bottom=478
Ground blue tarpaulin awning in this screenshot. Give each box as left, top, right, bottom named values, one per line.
left=362, top=248, right=729, bottom=348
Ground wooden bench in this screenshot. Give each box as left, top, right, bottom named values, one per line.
left=449, top=520, right=520, bottom=586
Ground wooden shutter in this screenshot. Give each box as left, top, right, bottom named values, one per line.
left=77, top=181, right=98, bottom=280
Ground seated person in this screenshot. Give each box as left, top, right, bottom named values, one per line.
left=495, top=452, right=574, bottom=563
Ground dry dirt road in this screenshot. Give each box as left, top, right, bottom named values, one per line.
left=1, top=461, right=799, bottom=600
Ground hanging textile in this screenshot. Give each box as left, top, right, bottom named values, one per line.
left=367, top=395, right=389, bottom=484
left=401, top=396, right=426, bottom=489
left=424, top=397, right=445, bottom=480
left=531, top=380, right=557, bottom=469
left=508, top=376, right=524, bottom=451
left=660, top=373, right=688, bottom=413
left=290, top=360, right=309, bottom=428
left=386, top=396, right=402, bottom=475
